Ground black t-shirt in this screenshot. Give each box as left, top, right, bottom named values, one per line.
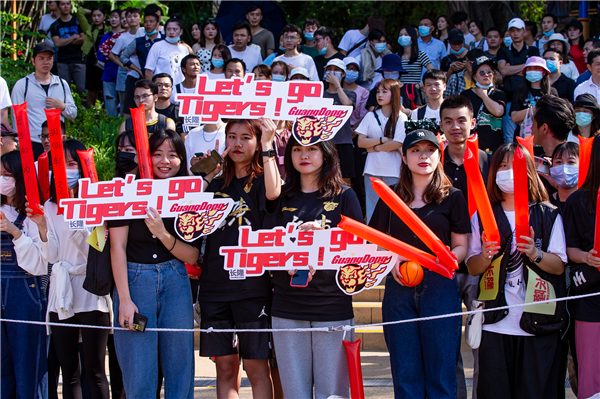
left=552, top=73, right=577, bottom=102
left=323, top=89, right=356, bottom=145
left=107, top=216, right=203, bottom=264
left=41, top=84, right=50, bottom=95
left=496, top=44, right=539, bottom=100
left=367, top=83, right=424, bottom=111
left=511, top=87, right=545, bottom=139
left=563, top=189, right=600, bottom=322
left=198, top=174, right=271, bottom=302
left=440, top=53, right=467, bottom=73
left=549, top=192, right=566, bottom=215
left=49, top=16, right=83, bottom=64
left=264, top=186, right=362, bottom=321
left=314, top=52, right=345, bottom=81
left=461, top=88, right=507, bottom=153
left=369, top=187, right=471, bottom=259
left=156, top=103, right=183, bottom=133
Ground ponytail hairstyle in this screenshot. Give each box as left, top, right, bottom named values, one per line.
left=0, top=150, right=36, bottom=215
left=374, top=78, right=402, bottom=139
left=218, top=119, right=263, bottom=188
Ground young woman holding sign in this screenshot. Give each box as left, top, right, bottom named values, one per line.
left=564, top=135, right=600, bottom=399
left=265, top=137, right=362, bottom=399
left=199, top=118, right=280, bottom=399
left=466, top=143, right=567, bottom=399
left=44, top=140, right=112, bottom=399
left=368, top=129, right=470, bottom=398
left=109, top=129, right=202, bottom=398
left=0, top=151, right=48, bottom=398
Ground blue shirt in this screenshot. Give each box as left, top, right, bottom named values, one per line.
left=577, top=70, right=591, bottom=85
left=418, top=37, right=447, bottom=70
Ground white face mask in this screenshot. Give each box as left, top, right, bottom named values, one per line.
left=66, top=169, right=80, bottom=189
left=495, top=169, right=514, bottom=193
left=550, top=164, right=579, bottom=189
left=0, top=176, right=16, bottom=197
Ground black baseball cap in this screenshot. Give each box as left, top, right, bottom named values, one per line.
left=33, top=42, right=55, bottom=57
left=402, top=129, right=440, bottom=152
left=448, top=29, right=465, bottom=44
left=566, top=19, right=584, bottom=32
left=1, top=123, right=17, bottom=137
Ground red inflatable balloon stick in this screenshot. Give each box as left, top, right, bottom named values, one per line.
left=437, top=134, right=445, bottom=164
left=13, top=103, right=43, bottom=215
left=130, top=104, right=153, bottom=179
left=77, top=148, right=98, bottom=183
left=370, top=178, right=458, bottom=270
left=513, top=146, right=530, bottom=245
left=579, top=136, right=594, bottom=188
left=37, top=151, right=50, bottom=203
left=338, top=216, right=454, bottom=279
left=343, top=339, right=365, bottom=399
left=594, top=188, right=600, bottom=258
left=45, top=109, right=69, bottom=215
left=516, top=135, right=534, bottom=159
left=466, top=134, right=480, bottom=217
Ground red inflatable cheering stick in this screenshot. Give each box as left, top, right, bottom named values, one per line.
left=45, top=109, right=69, bottom=215
left=579, top=136, right=594, bottom=188
left=77, top=148, right=98, bottom=183
left=130, top=104, right=153, bottom=179
left=594, top=188, right=600, bottom=258
left=513, top=146, right=529, bottom=245
left=37, top=151, right=50, bottom=203
left=370, top=178, right=458, bottom=271
left=343, top=339, right=365, bottom=399
left=463, top=149, right=500, bottom=243
left=516, top=135, right=534, bottom=159
left=338, top=216, right=454, bottom=279
left=466, top=134, right=479, bottom=217
left=13, top=103, right=43, bottom=215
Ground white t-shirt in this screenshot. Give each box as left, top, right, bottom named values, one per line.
left=411, top=105, right=441, bottom=124
left=0, top=77, right=12, bottom=110
left=561, top=61, right=580, bottom=81
left=170, top=83, right=195, bottom=104
left=273, top=53, right=319, bottom=81
left=466, top=210, right=567, bottom=336
left=145, top=40, right=189, bottom=85
left=339, top=29, right=367, bottom=59
left=39, top=13, right=59, bottom=44
left=355, top=110, right=407, bottom=178
left=184, top=124, right=226, bottom=171
left=228, top=46, right=263, bottom=72
left=205, top=70, right=225, bottom=80
left=111, top=31, right=136, bottom=57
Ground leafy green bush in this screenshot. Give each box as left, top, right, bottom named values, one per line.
left=0, top=12, right=39, bottom=89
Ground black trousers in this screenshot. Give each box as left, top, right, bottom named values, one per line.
left=478, top=330, right=561, bottom=399
left=50, top=311, right=110, bottom=399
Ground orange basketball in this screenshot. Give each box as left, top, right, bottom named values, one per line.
left=398, top=261, right=424, bottom=287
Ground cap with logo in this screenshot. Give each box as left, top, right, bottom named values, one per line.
left=508, top=18, right=526, bottom=30
left=402, top=129, right=440, bottom=153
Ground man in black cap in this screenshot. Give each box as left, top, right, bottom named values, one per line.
left=0, top=123, right=18, bottom=154
left=10, top=42, right=77, bottom=159
left=440, top=29, right=469, bottom=80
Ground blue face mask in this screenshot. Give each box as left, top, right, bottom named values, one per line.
left=398, top=36, right=411, bottom=47
left=450, top=47, right=464, bottom=56
left=525, top=70, right=543, bottom=83
left=304, top=32, right=314, bottom=41
left=345, top=70, right=359, bottom=83
left=66, top=169, right=80, bottom=189
left=476, top=81, right=493, bottom=89
left=550, top=164, right=579, bottom=188
left=211, top=58, right=224, bottom=68
left=165, top=35, right=180, bottom=44
left=318, top=46, right=327, bottom=55
left=383, top=72, right=400, bottom=80
left=576, top=111, right=593, bottom=127
left=546, top=60, right=558, bottom=74
left=272, top=74, right=286, bottom=82
left=418, top=26, right=431, bottom=37
left=145, top=29, right=157, bottom=36
left=504, top=37, right=513, bottom=47
left=543, top=29, right=555, bottom=37
left=326, top=71, right=342, bottom=81
left=279, top=46, right=285, bottom=51
left=374, top=43, right=387, bottom=53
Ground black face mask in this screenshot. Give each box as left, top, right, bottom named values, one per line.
left=115, top=151, right=138, bottom=173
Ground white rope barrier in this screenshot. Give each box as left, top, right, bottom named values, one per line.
left=2, top=291, right=599, bottom=333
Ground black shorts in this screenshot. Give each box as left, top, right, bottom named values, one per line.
left=335, top=143, right=356, bottom=179
left=199, top=297, right=271, bottom=359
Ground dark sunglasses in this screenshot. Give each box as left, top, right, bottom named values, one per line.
left=205, top=19, right=217, bottom=24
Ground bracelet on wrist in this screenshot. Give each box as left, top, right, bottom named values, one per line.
left=168, top=236, right=177, bottom=252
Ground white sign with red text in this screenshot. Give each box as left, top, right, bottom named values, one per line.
left=175, top=74, right=353, bottom=146
left=219, top=223, right=398, bottom=295
left=60, top=176, right=234, bottom=241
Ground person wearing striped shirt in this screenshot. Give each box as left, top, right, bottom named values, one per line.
left=397, top=26, right=433, bottom=85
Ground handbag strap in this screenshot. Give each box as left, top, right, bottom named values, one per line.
left=232, top=178, right=263, bottom=230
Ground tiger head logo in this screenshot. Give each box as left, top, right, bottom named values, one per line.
left=175, top=210, right=225, bottom=242
left=337, top=264, right=368, bottom=294
left=292, top=115, right=344, bottom=145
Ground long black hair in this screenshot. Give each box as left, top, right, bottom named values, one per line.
left=49, top=139, right=87, bottom=204
left=282, top=137, right=344, bottom=200
left=512, top=69, right=553, bottom=109
left=398, top=26, right=419, bottom=64
left=148, top=129, right=188, bottom=177
left=115, top=130, right=136, bottom=178
left=581, top=135, right=600, bottom=213
left=0, top=150, right=35, bottom=215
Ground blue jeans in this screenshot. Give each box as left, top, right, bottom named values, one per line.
left=113, top=259, right=194, bottom=399
left=502, top=102, right=517, bottom=143
left=382, top=271, right=461, bottom=398
left=103, top=81, right=118, bottom=117
left=364, top=174, right=399, bottom=224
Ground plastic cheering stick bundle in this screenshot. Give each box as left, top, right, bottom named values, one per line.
left=77, top=148, right=99, bottom=183
left=45, top=108, right=69, bottom=215
left=466, top=134, right=479, bottom=218
left=579, top=135, right=594, bottom=188
left=343, top=339, right=365, bottom=399
left=130, top=104, right=153, bottom=179
left=595, top=188, right=600, bottom=258
left=12, top=103, right=43, bottom=215
left=37, top=151, right=50, bottom=203
left=513, top=146, right=530, bottom=245
left=338, top=216, right=454, bottom=279
left=516, top=135, right=534, bottom=159
left=463, top=148, right=500, bottom=244
left=369, top=177, right=458, bottom=271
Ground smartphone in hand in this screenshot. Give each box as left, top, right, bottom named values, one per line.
left=191, top=151, right=224, bottom=176
left=290, top=270, right=310, bottom=287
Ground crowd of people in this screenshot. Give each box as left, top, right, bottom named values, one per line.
left=1, top=2, right=600, bottom=399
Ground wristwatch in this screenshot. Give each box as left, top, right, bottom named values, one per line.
left=261, top=149, right=276, bottom=157
left=531, top=248, right=543, bottom=264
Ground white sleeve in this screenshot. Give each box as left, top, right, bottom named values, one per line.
left=338, top=32, right=353, bottom=52
left=61, top=80, right=77, bottom=121
left=393, top=113, right=408, bottom=143
left=306, top=57, right=319, bottom=81
left=573, top=83, right=584, bottom=100
left=44, top=203, right=61, bottom=264
left=0, top=77, right=12, bottom=109
left=466, top=212, right=483, bottom=263
left=13, top=219, right=48, bottom=276
left=145, top=45, right=158, bottom=73
left=354, top=112, right=373, bottom=136
left=111, top=37, right=123, bottom=55
left=184, top=132, right=194, bottom=171
left=547, top=214, right=568, bottom=263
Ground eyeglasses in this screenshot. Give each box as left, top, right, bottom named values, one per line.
left=283, top=35, right=299, bottom=41
left=38, top=134, right=50, bottom=140
left=156, top=83, right=172, bottom=89
left=205, top=19, right=217, bottom=24
left=478, top=70, right=494, bottom=76
left=133, top=94, right=152, bottom=102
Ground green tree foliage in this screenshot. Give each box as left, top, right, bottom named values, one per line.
left=519, top=1, right=546, bottom=23
left=0, top=12, right=40, bottom=88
